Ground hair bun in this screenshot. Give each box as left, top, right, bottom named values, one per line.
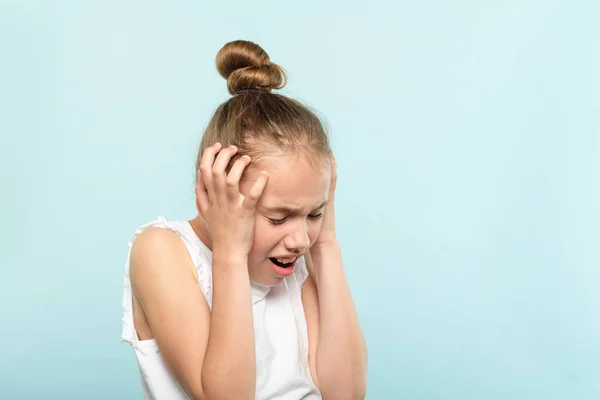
left=216, top=40, right=287, bottom=95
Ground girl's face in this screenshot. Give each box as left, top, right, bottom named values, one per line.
left=240, top=152, right=331, bottom=287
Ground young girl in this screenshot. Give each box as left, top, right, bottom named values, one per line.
left=121, top=40, right=367, bottom=400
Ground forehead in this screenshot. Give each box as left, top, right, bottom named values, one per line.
left=247, top=153, right=330, bottom=208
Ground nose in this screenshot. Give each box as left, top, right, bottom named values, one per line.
left=283, top=220, right=310, bottom=254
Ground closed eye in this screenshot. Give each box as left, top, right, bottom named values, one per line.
left=269, top=217, right=287, bottom=225
left=268, top=213, right=323, bottom=225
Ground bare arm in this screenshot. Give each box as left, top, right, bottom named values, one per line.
left=202, top=250, right=255, bottom=399
left=302, top=250, right=368, bottom=400
left=302, top=152, right=367, bottom=399
left=130, top=228, right=256, bottom=400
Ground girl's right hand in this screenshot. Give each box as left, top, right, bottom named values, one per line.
left=196, top=143, right=269, bottom=257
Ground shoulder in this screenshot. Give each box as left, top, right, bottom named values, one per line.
left=131, top=225, right=183, bottom=253
left=131, top=226, right=186, bottom=261
left=130, top=226, right=198, bottom=285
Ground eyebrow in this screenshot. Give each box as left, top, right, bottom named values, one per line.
left=262, top=200, right=329, bottom=214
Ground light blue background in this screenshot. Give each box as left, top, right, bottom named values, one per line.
left=1, top=1, right=599, bottom=399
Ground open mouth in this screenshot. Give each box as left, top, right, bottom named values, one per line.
left=269, top=257, right=297, bottom=268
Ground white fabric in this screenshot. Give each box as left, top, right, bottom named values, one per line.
left=121, top=216, right=321, bottom=399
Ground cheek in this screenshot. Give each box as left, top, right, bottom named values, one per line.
left=252, top=218, right=279, bottom=250
left=308, top=221, right=323, bottom=242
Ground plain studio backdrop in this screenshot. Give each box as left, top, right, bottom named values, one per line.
left=1, top=1, right=598, bottom=399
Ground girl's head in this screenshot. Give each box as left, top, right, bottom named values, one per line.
left=194, top=40, right=332, bottom=286
left=195, top=40, right=330, bottom=175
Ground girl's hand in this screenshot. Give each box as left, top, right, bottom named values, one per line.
left=196, top=143, right=269, bottom=257
left=311, top=151, right=338, bottom=250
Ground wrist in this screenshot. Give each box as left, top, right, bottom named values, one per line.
left=309, top=241, right=342, bottom=270
left=212, top=248, right=248, bottom=265
left=309, top=243, right=344, bottom=287
left=310, top=239, right=341, bottom=255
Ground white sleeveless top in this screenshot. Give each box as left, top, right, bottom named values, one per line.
left=121, top=216, right=322, bottom=400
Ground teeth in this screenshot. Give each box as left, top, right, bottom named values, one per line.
left=276, top=257, right=296, bottom=264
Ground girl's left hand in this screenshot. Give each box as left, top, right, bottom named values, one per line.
left=311, top=151, right=338, bottom=249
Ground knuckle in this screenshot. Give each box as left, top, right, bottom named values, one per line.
left=211, top=166, right=224, bottom=176
left=246, top=192, right=258, bottom=202
left=199, top=165, right=211, bottom=176
left=225, top=177, right=237, bottom=188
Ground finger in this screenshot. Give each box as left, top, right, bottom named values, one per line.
left=243, top=171, right=269, bottom=210
left=330, top=150, right=337, bottom=180
left=329, top=150, right=338, bottom=193
left=199, top=143, right=223, bottom=197
left=195, top=169, right=209, bottom=216
left=226, top=155, right=251, bottom=200
left=212, top=145, right=238, bottom=195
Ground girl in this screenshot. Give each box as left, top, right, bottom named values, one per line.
left=121, top=40, right=367, bottom=400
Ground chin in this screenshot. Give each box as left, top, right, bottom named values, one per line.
left=248, top=260, right=289, bottom=287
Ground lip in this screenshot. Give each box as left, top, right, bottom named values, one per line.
left=269, top=257, right=297, bottom=278
left=270, top=254, right=301, bottom=259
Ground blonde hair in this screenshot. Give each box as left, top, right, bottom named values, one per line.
left=195, top=40, right=330, bottom=177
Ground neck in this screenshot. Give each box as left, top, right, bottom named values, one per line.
left=188, top=215, right=213, bottom=251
